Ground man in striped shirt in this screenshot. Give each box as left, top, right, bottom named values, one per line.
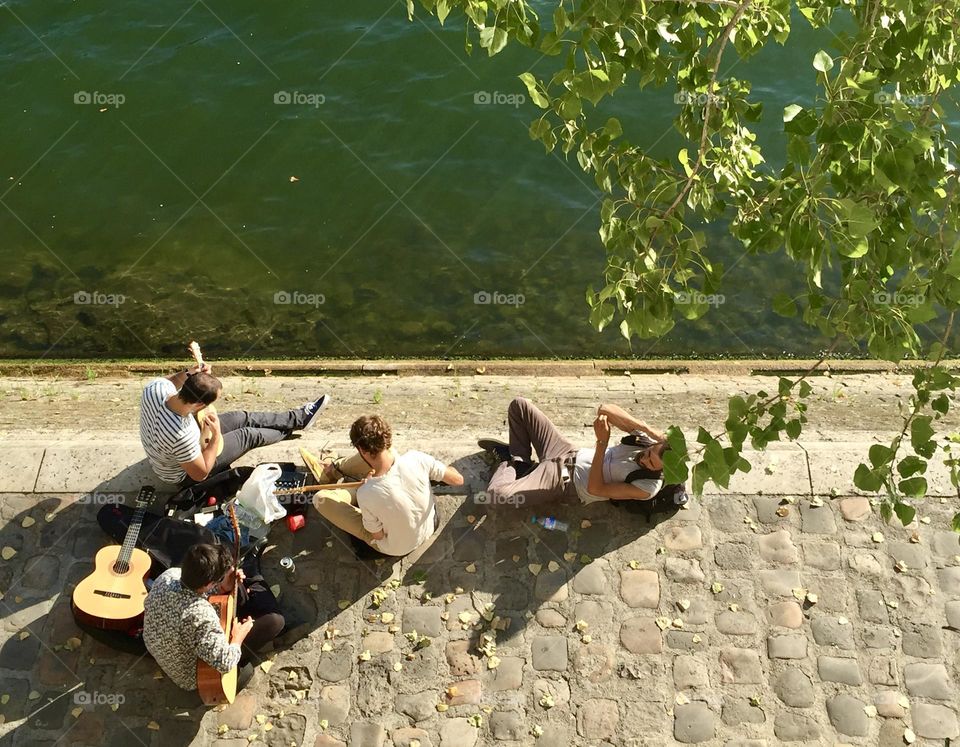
left=139, top=363, right=329, bottom=485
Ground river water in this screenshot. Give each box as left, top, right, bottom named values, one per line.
left=0, top=2, right=947, bottom=359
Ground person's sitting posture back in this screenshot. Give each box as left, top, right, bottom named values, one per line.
left=143, top=543, right=254, bottom=693
left=140, top=367, right=222, bottom=484
left=313, top=415, right=464, bottom=557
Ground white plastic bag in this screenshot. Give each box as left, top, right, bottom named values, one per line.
left=235, top=464, right=287, bottom=535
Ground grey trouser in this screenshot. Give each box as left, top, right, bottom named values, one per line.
left=486, top=397, right=578, bottom=508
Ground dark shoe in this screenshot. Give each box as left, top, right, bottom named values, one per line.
left=478, top=438, right=511, bottom=462
left=348, top=533, right=391, bottom=561
left=301, top=394, right=331, bottom=431
left=512, top=460, right=536, bottom=479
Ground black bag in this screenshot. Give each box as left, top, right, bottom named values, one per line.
left=619, top=433, right=689, bottom=517
left=165, top=466, right=255, bottom=515
left=96, top=502, right=218, bottom=579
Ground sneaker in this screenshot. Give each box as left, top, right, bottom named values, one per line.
left=477, top=438, right=511, bottom=462
left=301, top=394, right=331, bottom=431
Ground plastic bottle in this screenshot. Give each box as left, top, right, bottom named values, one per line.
left=531, top=516, right=569, bottom=532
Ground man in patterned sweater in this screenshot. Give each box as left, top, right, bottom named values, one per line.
left=143, top=543, right=283, bottom=696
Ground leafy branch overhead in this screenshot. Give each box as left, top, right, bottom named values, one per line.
left=411, top=0, right=960, bottom=527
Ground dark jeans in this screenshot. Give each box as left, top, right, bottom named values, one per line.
left=181, top=408, right=307, bottom=486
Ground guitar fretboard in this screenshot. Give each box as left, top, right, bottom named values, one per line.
left=112, top=486, right=154, bottom=574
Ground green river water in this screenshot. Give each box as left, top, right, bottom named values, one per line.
left=0, top=2, right=950, bottom=360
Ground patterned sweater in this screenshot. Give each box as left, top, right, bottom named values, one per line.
left=143, top=568, right=241, bottom=690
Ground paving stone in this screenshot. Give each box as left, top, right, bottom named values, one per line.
left=531, top=636, right=568, bottom=671
left=577, top=698, right=619, bottom=740
left=857, top=589, right=889, bottom=623
left=827, top=694, right=868, bottom=736
left=403, top=606, right=443, bottom=637
left=572, top=642, right=616, bottom=683
left=317, top=685, right=350, bottom=725
left=533, top=678, right=570, bottom=710
left=489, top=711, right=524, bottom=740
left=445, top=679, right=481, bottom=705
left=674, top=702, right=716, bottom=743
left=774, top=667, right=814, bottom=707
left=664, top=525, right=702, bottom=551
left=488, top=656, right=524, bottom=691
left=571, top=562, right=607, bottom=595
left=862, top=625, right=897, bottom=649
left=350, top=722, right=386, bottom=747
left=848, top=551, right=885, bottom=579
left=718, top=648, right=763, bottom=684
left=219, top=692, right=258, bottom=729
left=314, top=737, right=348, bottom=747
left=715, top=543, right=755, bottom=570
left=947, top=600, right=960, bottom=629
left=766, top=601, right=803, bottom=628
left=673, top=655, right=709, bottom=689
left=753, top=497, right=787, bottom=524
left=912, top=703, right=960, bottom=739
left=905, top=662, right=954, bottom=699
left=801, top=540, right=841, bottom=570
left=886, top=541, right=928, bottom=570
left=869, top=656, right=899, bottom=686
left=683, top=599, right=711, bottom=625
left=799, top=501, right=837, bottom=534
left=534, top=569, right=569, bottom=602
left=901, top=623, right=943, bottom=658
left=19, top=554, right=60, bottom=589
left=932, top=530, right=960, bottom=557
left=396, top=691, right=439, bottom=722
left=758, top=570, right=801, bottom=597
left=877, top=720, right=909, bottom=747
left=667, top=630, right=701, bottom=651
left=362, top=631, right=394, bottom=655
left=665, top=557, right=705, bottom=583
left=574, top=599, right=613, bottom=631
left=446, top=640, right=480, bottom=677
left=767, top=634, right=807, bottom=659
left=873, top=690, right=907, bottom=718
left=757, top=530, right=797, bottom=564
left=937, top=567, right=960, bottom=596
left=839, top=496, right=871, bottom=521
left=619, top=569, right=660, bottom=607
left=535, top=608, right=566, bottom=627
left=534, top=723, right=571, bottom=746
left=716, top=610, right=757, bottom=636
left=440, top=718, right=478, bottom=747
left=811, top=616, right=855, bottom=649
left=720, top=699, right=766, bottom=726
left=620, top=617, right=663, bottom=654
left=818, top=656, right=862, bottom=685
left=391, top=728, right=432, bottom=747
left=773, top=712, right=820, bottom=741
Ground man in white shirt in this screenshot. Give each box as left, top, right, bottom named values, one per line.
left=312, top=415, right=464, bottom=557
left=479, top=397, right=668, bottom=507
left=139, top=362, right=329, bottom=485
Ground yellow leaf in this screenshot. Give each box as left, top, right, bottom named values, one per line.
left=465, top=563, right=477, bottom=573
left=147, top=721, right=160, bottom=730
left=380, top=612, right=395, bottom=624
left=1, top=547, right=17, bottom=561
left=338, top=600, right=350, bottom=610
left=260, top=660, right=274, bottom=673
left=528, top=564, right=542, bottom=576
left=71, top=707, right=83, bottom=718
left=21, top=517, right=35, bottom=528
left=547, top=561, right=559, bottom=572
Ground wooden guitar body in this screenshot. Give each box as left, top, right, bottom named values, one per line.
left=197, top=591, right=237, bottom=704
left=195, top=404, right=225, bottom=456
left=72, top=546, right=151, bottom=630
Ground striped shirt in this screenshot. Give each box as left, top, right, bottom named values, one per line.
left=143, top=568, right=241, bottom=691
left=139, top=377, right=201, bottom=484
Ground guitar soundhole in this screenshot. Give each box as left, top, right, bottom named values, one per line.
left=111, top=562, right=131, bottom=575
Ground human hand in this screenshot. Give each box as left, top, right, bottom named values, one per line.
left=204, top=411, right=221, bottom=434
left=593, top=414, right=611, bottom=443
left=230, top=616, right=255, bottom=645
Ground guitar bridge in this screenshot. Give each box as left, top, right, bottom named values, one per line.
left=94, top=590, right=132, bottom=599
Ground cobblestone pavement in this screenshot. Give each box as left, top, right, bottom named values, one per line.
left=0, top=373, right=958, bottom=746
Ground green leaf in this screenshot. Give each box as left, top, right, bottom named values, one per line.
left=798, top=380, right=812, bottom=398
left=783, top=104, right=803, bottom=123
left=897, top=455, right=926, bottom=477
left=772, top=292, right=797, bottom=318
left=911, top=416, right=936, bottom=458
left=785, top=419, right=802, bottom=439
left=854, top=463, right=883, bottom=492
left=953, top=513, right=960, bottom=533
left=893, top=501, right=917, bottom=525
left=813, top=50, right=834, bottom=73
left=898, top=477, right=927, bottom=499
left=869, top=444, right=894, bottom=468
left=519, top=72, right=550, bottom=109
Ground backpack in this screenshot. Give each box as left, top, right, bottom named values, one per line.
left=618, top=433, right=689, bottom=517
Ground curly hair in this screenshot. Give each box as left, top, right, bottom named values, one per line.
left=350, top=415, right=392, bottom=455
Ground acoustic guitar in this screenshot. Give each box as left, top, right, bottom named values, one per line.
left=72, top=486, right=155, bottom=630
left=187, top=340, right=224, bottom=456
left=197, top=502, right=240, bottom=705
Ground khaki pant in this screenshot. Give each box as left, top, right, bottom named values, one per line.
left=312, top=453, right=376, bottom=545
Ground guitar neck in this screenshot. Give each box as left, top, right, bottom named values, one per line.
left=115, top=486, right=155, bottom=570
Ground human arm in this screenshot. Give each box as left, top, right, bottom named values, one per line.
left=586, top=415, right=655, bottom=501
left=597, top=403, right=665, bottom=442
left=441, top=465, right=464, bottom=486
left=167, top=363, right=211, bottom=388
left=192, top=607, right=243, bottom=674
left=179, top=411, right=221, bottom=481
